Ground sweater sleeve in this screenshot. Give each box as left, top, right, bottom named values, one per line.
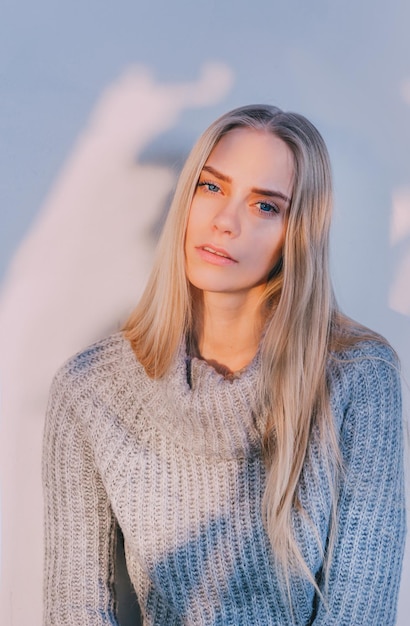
left=312, top=346, right=407, bottom=625
left=42, top=366, right=119, bottom=625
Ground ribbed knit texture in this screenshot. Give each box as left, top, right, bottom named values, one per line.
left=43, top=332, right=406, bottom=625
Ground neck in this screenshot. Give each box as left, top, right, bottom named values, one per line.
left=193, top=290, right=266, bottom=374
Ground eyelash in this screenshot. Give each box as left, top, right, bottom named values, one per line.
left=197, top=180, right=281, bottom=216
left=256, top=201, right=280, bottom=215
left=197, top=180, right=221, bottom=193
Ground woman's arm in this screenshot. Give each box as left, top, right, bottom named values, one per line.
left=42, top=366, right=119, bottom=625
left=313, top=345, right=407, bottom=625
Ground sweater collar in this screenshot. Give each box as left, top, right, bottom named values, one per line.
left=123, top=335, right=266, bottom=460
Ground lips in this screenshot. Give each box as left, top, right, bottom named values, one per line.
left=198, top=244, right=238, bottom=262
left=202, top=245, right=235, bottom=260
left=194, top=243, right=238, bottom=266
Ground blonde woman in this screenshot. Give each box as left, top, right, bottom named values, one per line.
left=43, top=105, right=406, bottom=625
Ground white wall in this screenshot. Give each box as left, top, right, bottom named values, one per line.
left=1, top=2, right=409, bottom=624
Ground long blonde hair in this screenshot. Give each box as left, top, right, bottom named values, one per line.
left=124, top=104, right=381, bottom=585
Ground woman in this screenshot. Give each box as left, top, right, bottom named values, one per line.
left=43, top=105, right=406, bottom=625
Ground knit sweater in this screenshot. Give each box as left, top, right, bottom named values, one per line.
left=42, top=332, right=406, bottom=625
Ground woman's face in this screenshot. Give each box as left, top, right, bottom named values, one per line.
left=185, top=127, right=294, bottom=300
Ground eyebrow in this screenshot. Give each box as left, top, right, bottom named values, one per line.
left=201, top=165, right=291, bottom=204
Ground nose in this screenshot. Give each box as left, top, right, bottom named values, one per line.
left=211, top=199, right=241, bottom=237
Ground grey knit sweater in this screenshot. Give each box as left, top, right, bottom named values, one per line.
left=43, top=332, right=406, bottom=625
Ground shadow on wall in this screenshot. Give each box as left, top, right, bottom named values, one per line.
left=0, top=62, right=234, bottom=626
left=389, top=186, right=410, bottom=316
left=389, top=79, right=410, bottom=330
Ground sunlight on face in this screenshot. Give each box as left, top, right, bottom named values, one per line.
left=185, top=127, right=294, bottom=300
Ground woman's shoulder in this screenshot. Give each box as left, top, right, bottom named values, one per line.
left=327, top=336, right=402, bottom=430
left=46, top=333, right=153, bottom=442
left=328, top=336, right=399, bottom=379
left=51, top=331, right=145, bottom=395
left=328, top=314, right=399, bottom=372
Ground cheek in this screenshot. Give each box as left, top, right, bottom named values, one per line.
left=185, top=201, right=205, bottom=245
left=184, top=207, right=195, bottom=250
left=256, top=227, right=286, bottom=270
left=184, top=206, right=202, bottom=267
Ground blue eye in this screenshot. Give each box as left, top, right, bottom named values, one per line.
left=198, top=181, right=220, bottom=193
left=257, top=201, right=279, bottom=214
